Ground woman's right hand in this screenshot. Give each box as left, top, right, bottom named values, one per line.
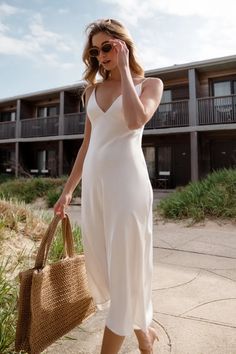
left=53, top=192, right=72, bottom=219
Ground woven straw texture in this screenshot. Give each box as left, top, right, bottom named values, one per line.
left=15, top=214, right=96, bottom=354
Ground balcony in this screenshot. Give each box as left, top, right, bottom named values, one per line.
left=64, top=112, right=86, bottom=135
left=20, top=116, right=59, bottom=138
left=145, top=100, right=189, bottom=129
left=198, top=94, right=236, bottom=125
left=0, top=121, right=16, bottom=139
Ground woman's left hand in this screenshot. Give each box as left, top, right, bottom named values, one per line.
left=109, top=39, right=129, bottom=71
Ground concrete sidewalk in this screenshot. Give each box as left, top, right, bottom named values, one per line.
left=45, top=199, right=236, bottom=353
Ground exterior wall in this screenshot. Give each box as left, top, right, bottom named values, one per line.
left=0, top=55, right=236, bottom=188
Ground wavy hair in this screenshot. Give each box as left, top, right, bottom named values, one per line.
left=81, top=19, right=144, bottom=104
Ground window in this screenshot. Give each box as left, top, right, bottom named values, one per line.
left=38, top=107, right=47, bottom=118
left=48, top=106, right=58, bottom=116
left=213, top=81, right=231, bottom=97
left=37, top=105, right=59, bottom=117
left=213, top=81, right=232, bottom=116
left=0, top=111, right=16, bottom=122
left=37, top=150, right=47, bottom=170
left=157, top=146, right=171, bottom=173
left=143, top=146, right=155, bottom=178
left=159, top=90, right=172, bottom=113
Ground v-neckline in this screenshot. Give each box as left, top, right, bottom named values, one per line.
left=93, top=81, right=144, bottom=115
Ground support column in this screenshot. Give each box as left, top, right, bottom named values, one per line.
left=15, top=142, right=19, bottom=178
left=189, top=68, right=200, bottom=182
left=58, top=140, right=63, bottom=177
left=59, top=91, right=64, bottom=136
left=190, top=131, right=199, bottom=182
left=15, top=99, right=21, bottom=177
left=188, top=68, right=198, bottom=126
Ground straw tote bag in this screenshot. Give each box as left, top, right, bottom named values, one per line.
left=15, top=213, right=96, bottom=354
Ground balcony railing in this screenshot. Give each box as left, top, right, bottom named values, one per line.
left=0, top=121, right=16, bottom=139
left=2, top=95, right=236, bottom=141
left=198, top=94, right=236, bottom=125
left=64, top=112, right=86, bottom=135
left=145, top=100, right=189, bottom=129
left=20, top=116, right=59, bottom=137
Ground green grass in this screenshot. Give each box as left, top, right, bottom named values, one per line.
left=0, top=176, right=81, bottom=207
left=0, top=257, right=19, bottom=354
left=159, top=168, right=236, bottom=222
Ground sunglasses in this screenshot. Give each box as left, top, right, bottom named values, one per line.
left=88, top=43, right=113, bottom=57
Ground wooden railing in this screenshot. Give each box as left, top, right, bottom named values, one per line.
left=0, top=121, right=16, bottom=139
left=2, top=95, right=236, bottom=140
left=198, top=94, right=236, bottom=125
left=64, top=112, right=86, bottom=135
left=145, top=100, right=189, bottom=129
left=20, top=116, right=59, bottom=137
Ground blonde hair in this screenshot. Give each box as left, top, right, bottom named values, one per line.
left=81, top=18, right=144, bottom=105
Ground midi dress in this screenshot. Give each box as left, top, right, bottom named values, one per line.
left=81, top=79, right=154, bottom=336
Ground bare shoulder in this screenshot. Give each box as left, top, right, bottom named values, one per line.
left=144, top=77, right=164, bottom=91
left=84, top=84, right=94, bottom=104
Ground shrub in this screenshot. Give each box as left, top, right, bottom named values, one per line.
left=159, top=168, right=236, bottom=222
left=0, top=177, right=81, bottom=207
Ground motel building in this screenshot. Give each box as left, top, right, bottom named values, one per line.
left=0, top=54, right=236, bottom=189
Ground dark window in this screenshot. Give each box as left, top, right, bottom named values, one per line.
left=48, top=106, right=59, bottom=116
left=0, top=111, right=16, bottom=122
left=37, top=105, right=59, bottom=117
left=38, top=107, right=46, bottom=117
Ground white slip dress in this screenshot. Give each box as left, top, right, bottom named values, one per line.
left=81, top=79, right=153, bottom=336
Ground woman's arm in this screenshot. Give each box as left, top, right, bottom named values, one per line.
left=111, top=38, right=164, bottom=130
left=121, top=71, right=163, bottom=130
left=54, top=86, right=93, bottom=217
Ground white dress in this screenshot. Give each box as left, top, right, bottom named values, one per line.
left=81, top=79, right=153, bottom=336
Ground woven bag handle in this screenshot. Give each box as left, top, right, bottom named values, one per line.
left=34, top=213, right=75, bottom=269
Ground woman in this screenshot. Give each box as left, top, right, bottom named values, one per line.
left=54, top=18, right=163, bottom=354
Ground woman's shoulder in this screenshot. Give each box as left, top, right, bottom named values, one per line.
left=143, top=77, right=164, bottom=88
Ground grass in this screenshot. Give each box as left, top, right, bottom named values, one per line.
left=0, top=176, right=81, bottom=207
left=159, top=168, right=236, bottom=223
left=0, top=197, right=83, bottom=353
left=0, top=257, right=19, bottom=354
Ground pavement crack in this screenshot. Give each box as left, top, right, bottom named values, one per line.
left=153, top=246, right=236, bottom=260
left=204, top=268, right=236, bottom=283
left=155, top=311, right=236, bottom=329
left=180, top=297, right=236, bottom=317
left=153, top=269, right=201, bottom=291
left=152, top=317, right=172, bottom=352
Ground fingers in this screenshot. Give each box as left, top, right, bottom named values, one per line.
left=54, top=204, right=66, bottom=219
left=109, top=38, right=127, bottom=50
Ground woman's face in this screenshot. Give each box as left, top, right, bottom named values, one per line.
left=91, top=31, right=117, bottom=70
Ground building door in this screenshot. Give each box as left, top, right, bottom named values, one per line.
left=142, top=146, right=156, bottom=180
left=173, top=144, right=191, bottom=187
left=211, top=141, right=236, bottom=170
left=157, top=146, right=171, bottom=187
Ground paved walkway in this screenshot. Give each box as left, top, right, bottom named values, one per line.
left=45, top=191, right=236, bottom=354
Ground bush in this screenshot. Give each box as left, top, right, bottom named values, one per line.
left=159, top=168, right=236, bottom=222
left=0, top=177, right=81, bottom=207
